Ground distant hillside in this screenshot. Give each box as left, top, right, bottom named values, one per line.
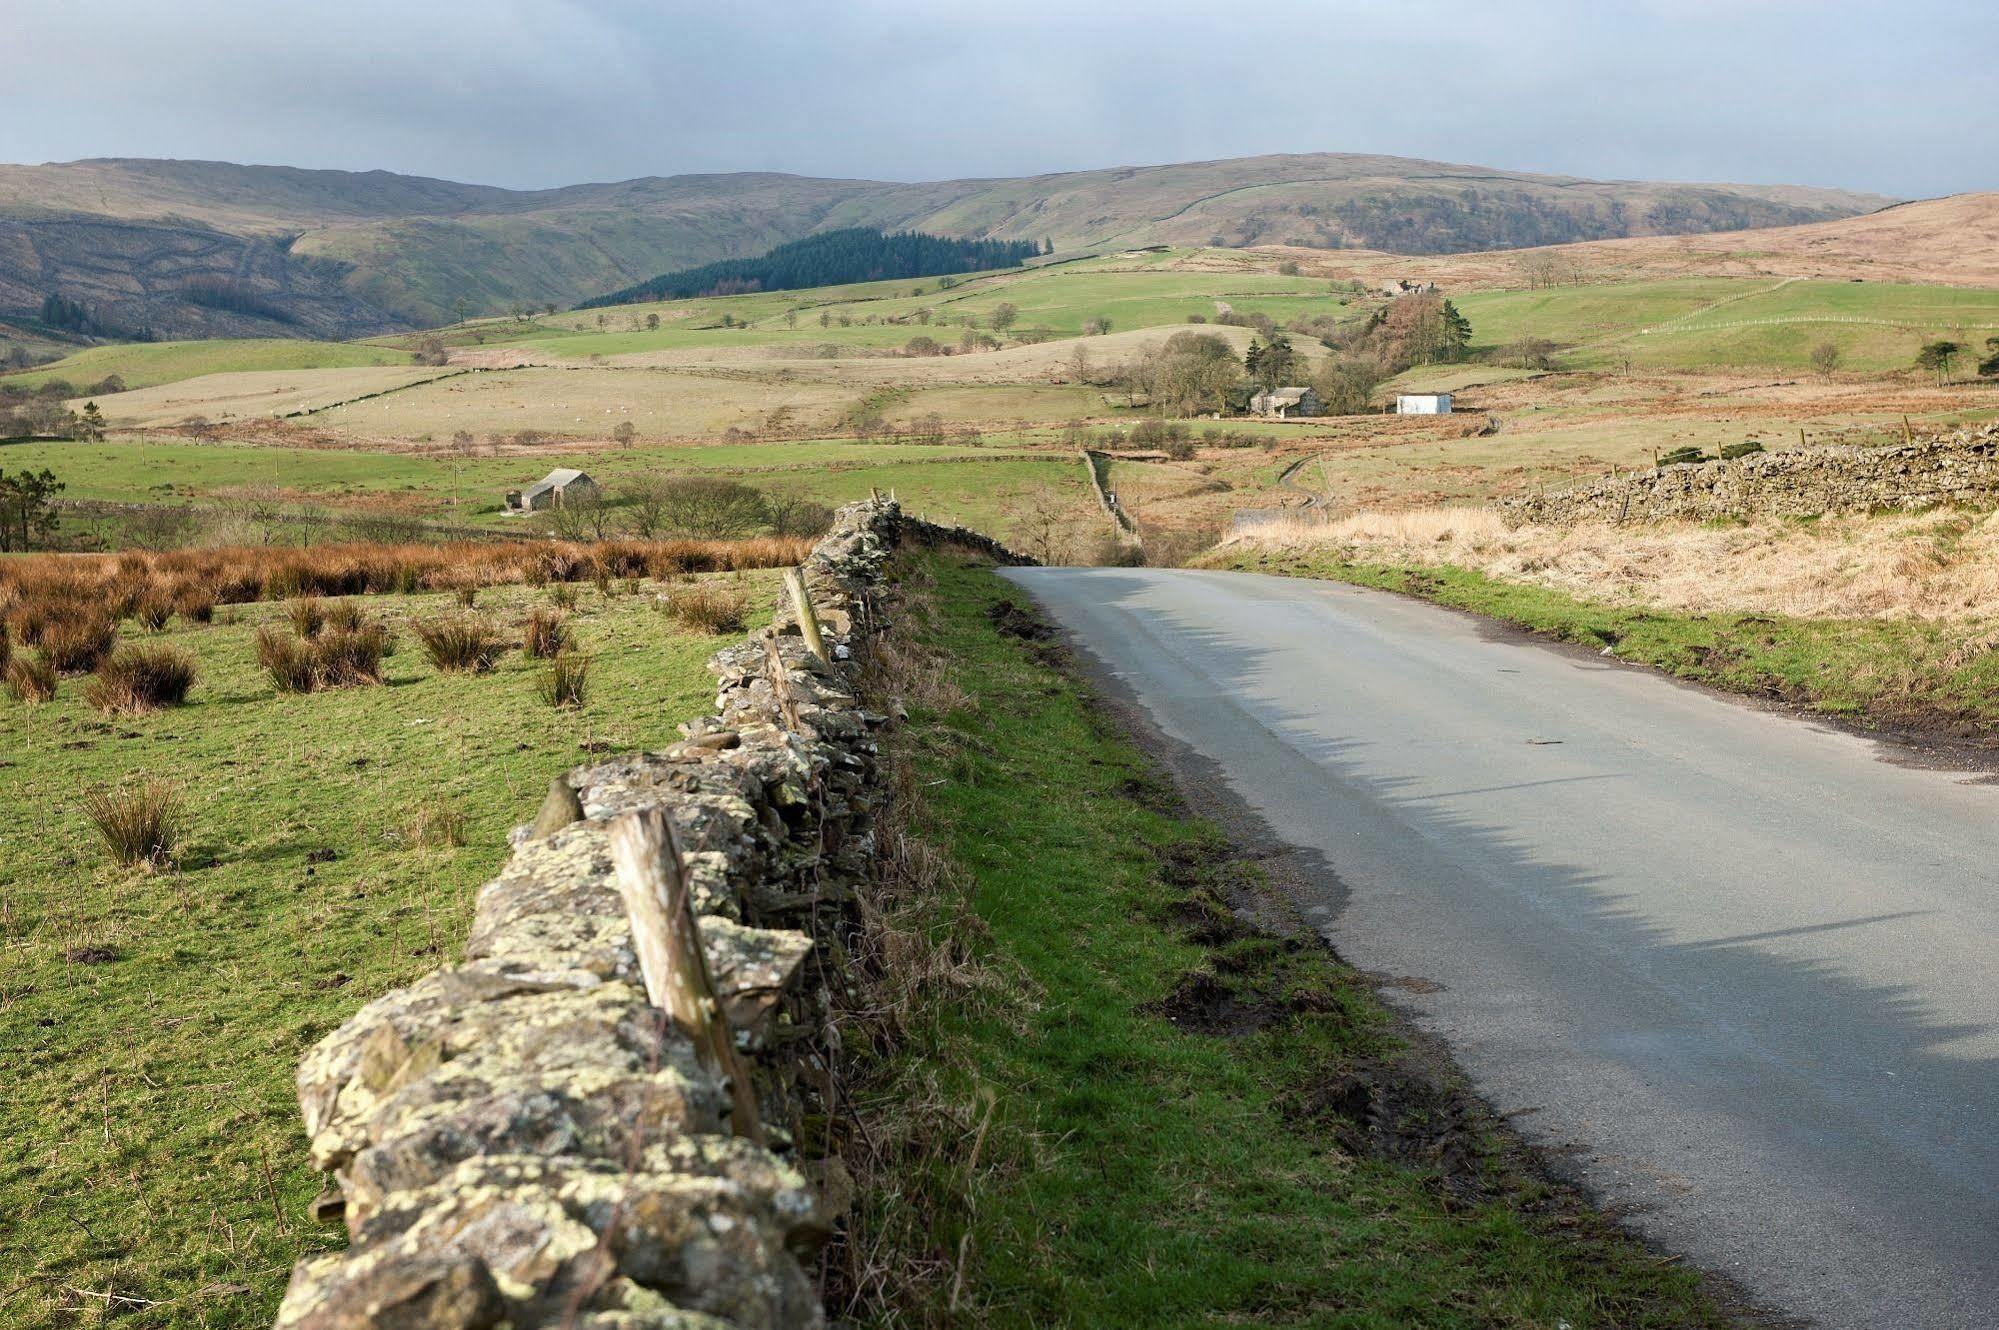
left=582, top=228, right=1046, bottom=307
left=1244, top=192, right=1999, bottom=292
left=0, top=154, right=1893, bottom=339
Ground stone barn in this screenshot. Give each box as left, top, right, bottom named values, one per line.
left=1250, top=386, right=1321, bottom=419
left=505, top=468, right=599, bottom=514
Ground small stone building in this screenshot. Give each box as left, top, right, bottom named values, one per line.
left=1250, top=386, right=1321, bottom=419
left=505, top=468, right=599, bottom=514
left=1395, top=393, right=1453, bottom=415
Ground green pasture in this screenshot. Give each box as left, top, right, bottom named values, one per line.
left=0, top=576, right=772, bottom=1328
left=0, top=436, right=1058, bottom=522
left=4, top=339, right=409, bottom=393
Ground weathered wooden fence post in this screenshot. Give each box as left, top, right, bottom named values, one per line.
left=784, top=567, right=829, bottom=665
left=608, top=806, right=765, bottom=1144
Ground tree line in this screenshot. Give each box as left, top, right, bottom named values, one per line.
left=1111, top=291, right=1474, bottom=418
left=580, top=229, right=1048, bottom=308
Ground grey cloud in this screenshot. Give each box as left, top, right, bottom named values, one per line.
left=2, top=0, right=1992, bottom=197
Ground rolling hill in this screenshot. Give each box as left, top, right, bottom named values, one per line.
left=1244, top=192, right=1999, bottom=291
left=0, top=153, right=1893, bottom=342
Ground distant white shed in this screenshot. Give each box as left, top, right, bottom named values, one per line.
left=1395, top=393, right=1453, bottom=415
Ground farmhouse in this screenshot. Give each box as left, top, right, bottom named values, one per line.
left=1251, top=386, right=1320, bottom=418
left=1395, top=393, right=1453, bottom=415
left=505, top=468, right=599, bottom=514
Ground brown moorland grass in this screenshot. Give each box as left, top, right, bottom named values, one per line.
left=0, top=535, right=811, bottom=645
left=38, top=612, right=118, bottom=674
left=134, top=590, right=175, bottom=631
left=6, top=652, right=58, bottom=702
left=1227, top=506, right=1999, bottom=621
left=661, top=582, right=749, bottom=634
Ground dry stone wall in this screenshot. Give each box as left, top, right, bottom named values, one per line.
left=1503, top=422, right=1999, bottom=525
left=276, top=501, right=1028, bottom=1330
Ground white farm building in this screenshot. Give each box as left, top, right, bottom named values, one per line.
left=1395, top=393, right=1453, bottom=415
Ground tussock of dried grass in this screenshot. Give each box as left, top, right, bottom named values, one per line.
left=1232, top=506, right=1999, bottom=621
left=522, top=608, right=570, bottom=659
left=6, top=652, right=58, bottom=703
left=533, top=653, right=590, bottom=708
left=83, top=778, right=185, bottom=869
left=83, top=645, right=197, bottom=714
left=412, top=616, right=507, bottom=673
left=660, top=583, right=748, bottom=635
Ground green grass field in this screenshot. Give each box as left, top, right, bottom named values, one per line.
left=1455, top=278, right=1999, bottom=372
left=1453, top=279, right=1749, bottom=351
left=0, top=575, right=774, bottom=1328
left=865, top=555, right=1729, bottom=1326
left=6, top=340, right=411, bottom=393
left=0, top=436, right=1076, bottom=530
left=16, top=264, right=1999, bottom=425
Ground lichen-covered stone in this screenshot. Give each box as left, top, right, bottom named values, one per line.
left=279, top=502, right=1026, bottom=1329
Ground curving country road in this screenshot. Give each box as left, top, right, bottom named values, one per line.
left=1000, top=566, right=1999, bottom=1330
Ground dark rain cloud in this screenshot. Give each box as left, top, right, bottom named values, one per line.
left=4, top=0, right=1993, bottom=198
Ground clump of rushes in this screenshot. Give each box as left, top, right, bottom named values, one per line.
left=548, top=583, right=579, bottom=610
left=255, top=626, right=317, bottom=693
left=83, top=777, right=185, bottom=869
left=322, top=599, right=365, bottom=633
left=523, top=608, right=569, bottom=659
left=456, top=586, right=478, bottom=608
left=83, top=645, right=197, bottom=714
left=256, top=621, right=390, bottom=692
left=287, top=597, right=326, bottom=639
left=38, top=613, right=117, bottom=674
left=413, top=615, right=506, bottom=672
left=134, top=591, right=175, bottom=631
left=314, top=624, right=391, bottom=686
left=6, top=651, right=58, bottom=703
left=662, top=583, right=748, bottom=634
left=171, top=586, right=215, bottom=623
left=535, top=653, right=590, bottom=708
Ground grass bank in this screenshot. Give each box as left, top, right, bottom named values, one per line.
left=1209, top=546, right=1999, bottom=737
left=0, top=575, right=773, bottom=1328
left=841, top=553, right=1730, bottom=1327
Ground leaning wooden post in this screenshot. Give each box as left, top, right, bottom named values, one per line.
left=761, top=633, right=804, bottom=731
left=607, top=806, right=765, bottom=1145
left=784, top=567, right=829, bottom=666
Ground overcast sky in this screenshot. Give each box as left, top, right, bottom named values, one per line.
left=5, top=0, right=1993, bottom=199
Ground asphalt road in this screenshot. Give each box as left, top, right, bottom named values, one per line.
left=1000, top=566, right=1999, bottom=1330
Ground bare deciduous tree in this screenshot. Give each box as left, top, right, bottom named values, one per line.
left=764, top=488, right=835, bottom=538
left=654, top=477, right=769, bottom=537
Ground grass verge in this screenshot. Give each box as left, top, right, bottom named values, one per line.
left=1211, top=547, right=1999, bottom=737
left=0, top=574, right=774, bottom=1328
left=835, top=552, right=1730, bottom=1328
